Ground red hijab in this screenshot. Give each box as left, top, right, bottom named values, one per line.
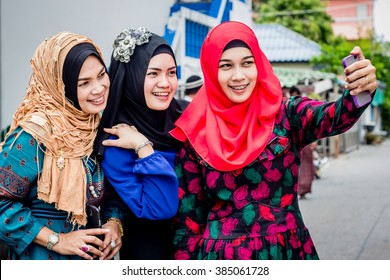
left=170, top=21, right=282, bottom=171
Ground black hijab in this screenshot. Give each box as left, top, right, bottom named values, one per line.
left=94, top=32, right=188, bottom=158
left=63, top=43, right=106, bottom=110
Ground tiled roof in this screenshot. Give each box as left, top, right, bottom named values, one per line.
left=251, top=23, right=322, bottom=62
left=273, top=67, right=336, bottom=87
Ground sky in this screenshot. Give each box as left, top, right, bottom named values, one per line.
left=373, top=0, right=390, bottom=42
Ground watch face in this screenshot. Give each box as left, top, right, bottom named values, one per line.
left=49, top=234, right=59, bottom=243
left=47, top=233, right=59, bottom=250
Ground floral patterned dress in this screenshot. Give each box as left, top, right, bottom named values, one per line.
left=173, top=91, right=370, bottom=260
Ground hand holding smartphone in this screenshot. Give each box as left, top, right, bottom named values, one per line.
left=86, top=204, right=104, bottom=260
left=342, top=54, right=372, bottom=107
left=86, top=204, right=103, bottom=240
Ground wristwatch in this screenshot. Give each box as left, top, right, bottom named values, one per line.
left=47, top=232, right=59, bottom=251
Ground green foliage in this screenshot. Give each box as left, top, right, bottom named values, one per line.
left=254, top=0, right=334, bottom=44
left=383, top=96, right=390, bottom=131
left=310, top=36, right=355, bottom=74
left=252, top=0, right=390, bottom=131
left=370, top=41, right=390, bottom=131
left=312, top=37, right=390, bottom=130
left=307, top=92, right=322, bottom=100
left=253, top=0, right=386, bottom=74
left=365, top=132, right=383, bottom=144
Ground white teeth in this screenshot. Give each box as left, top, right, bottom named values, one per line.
left=90, top=96, right=103, bottom=103
left=231, top=85, right=246, bottom=90
left=153, top=92, right=169, bottom=97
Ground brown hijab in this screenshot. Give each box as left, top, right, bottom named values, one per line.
left=3, top=32, right=105, bottom=226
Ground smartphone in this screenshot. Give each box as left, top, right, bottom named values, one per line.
left=342, top=54, right=371, bottom=107
left=342, top=54, right=360, bottom=69
left=86, top=204, right=103, bottom=240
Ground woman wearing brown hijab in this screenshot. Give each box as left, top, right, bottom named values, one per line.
left=0, top=32, right=124, bottom=260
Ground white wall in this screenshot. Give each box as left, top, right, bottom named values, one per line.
left=0, top=0, right=175, bottom=129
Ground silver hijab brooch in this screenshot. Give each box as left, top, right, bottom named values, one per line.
left=112, top=27, right=152, bottom=63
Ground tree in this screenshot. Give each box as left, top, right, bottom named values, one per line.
left=253, top=0, right=334, bottom=44
left=312, top=36, right=390, bottom=131
left=253, top=0, right=390, bottom=131
left=310, top=36, right=357, bottom=74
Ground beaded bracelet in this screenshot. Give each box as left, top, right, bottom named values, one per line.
left=134, top=140, right=153, bottom=155
left=107, top=218, right=124, bottom=236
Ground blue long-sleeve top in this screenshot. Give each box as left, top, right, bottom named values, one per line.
left=101, top=141, right=179, bottom=220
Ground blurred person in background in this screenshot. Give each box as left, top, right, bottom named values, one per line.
left=183, top=75, right=203, bottom=102
left=289, top=86, right=317, bottom=199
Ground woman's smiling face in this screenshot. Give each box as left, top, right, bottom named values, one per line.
left=77, top=55, right=110, bottom=114
left=144, top=53, right=178, bottom=110
left=218, top=47, right=257, bottom=104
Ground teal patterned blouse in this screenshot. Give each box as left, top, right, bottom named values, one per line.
left=0, top=127, right=125, bottom=260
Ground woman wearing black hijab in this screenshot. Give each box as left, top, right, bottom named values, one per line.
left=94, top=27, right=188, bottom=259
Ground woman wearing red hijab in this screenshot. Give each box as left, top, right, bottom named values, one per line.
left=170, top=21, right=378, bottom=260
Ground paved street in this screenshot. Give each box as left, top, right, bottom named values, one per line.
left=299, top=137, right=390, bottom=260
